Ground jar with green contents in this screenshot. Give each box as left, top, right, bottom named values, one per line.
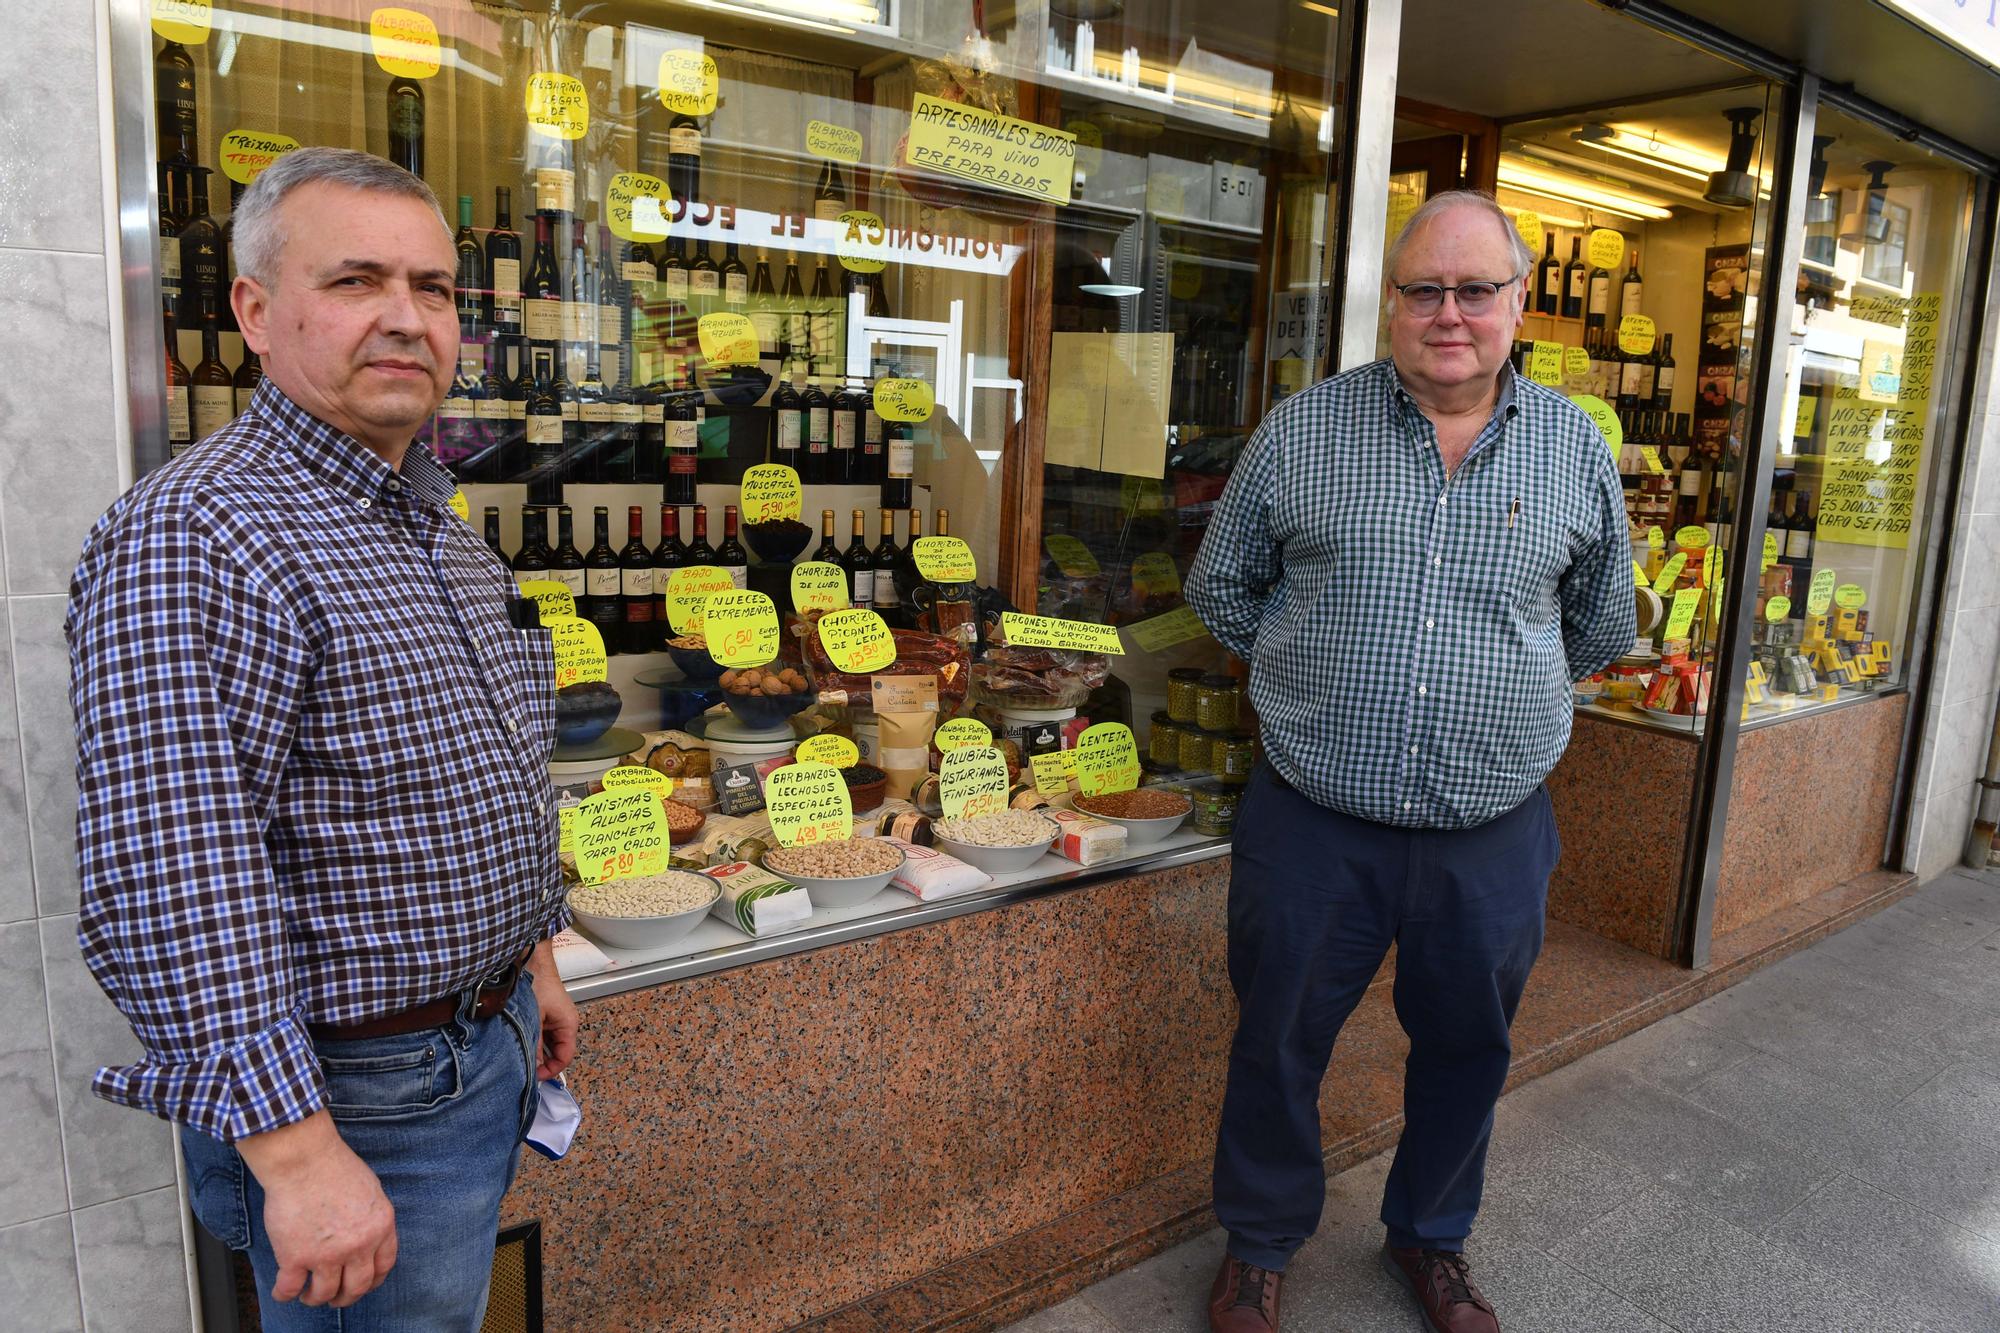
left=1197, top=674, right=1242, bottom=731
left=1214, top=729, right=1255, bottom=785
left=1148, top=710, right=1181, bottom=766
left=1193, top=785, right=1238, bottom=836
left=1177, top=724, right=1214, bottom=775
left=1166, top=668, right=1203, bottom=724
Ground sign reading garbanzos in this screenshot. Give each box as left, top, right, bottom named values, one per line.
left=905, top=94, right=1076, bottom=205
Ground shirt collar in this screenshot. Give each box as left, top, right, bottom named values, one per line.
left=1385, top=358, right=1520, bottom=423
left=252, top=379, right=459, bottom=514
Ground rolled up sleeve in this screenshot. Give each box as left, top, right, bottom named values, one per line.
left=1186, top=419, right=1284, bottom=662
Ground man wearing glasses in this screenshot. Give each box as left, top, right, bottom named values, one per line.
left=1185, top=190, right=1635, bottom=1333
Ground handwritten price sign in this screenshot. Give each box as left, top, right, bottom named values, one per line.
left=836, top=210, right=888, bottom=275
left=1568, top=393, right=1622, bottom=458
left=816, top=608, right=895, bottom=673
left=740, top=463, right=803, bottom=522
left=370, top=7, right=440, bottom=79
left=1001, top=612, right=1125, bottom=655
left=1807, top=568, right=1838, bottom=616
left=1030, top=749, right=1077, bottom=795
left=703, top=591, right=780, bottom=668
left=939, top=746, right=1009, bottom=820
left=658, top=48, right=719, bottom=116
left=572, top=788, right=671, bottom=884
left=1528, top=341, right=1564, bottom=386
left=518, top=579, right=576, bottom=622
left=1617, top=313, right=1657, bottom=356
left=526, top=72, right=589, bottom=140
left=602, top=765, right=671, bottom=794
left=547, top=615, right=607, bottom=688
left=873, top=378, right=934, bottom=423
left=934, top=717, right=992, bottom=752
left=1044, top=535, right=1101, bottom=577
left=764, top=762, right=852, bottom=848
left=807, top=120, right=863, bottom=163
left=697, top=312, right=759, bottom=366
left=607, top=171, right=672, bottom=244
left=1073, top=722, right=1141, bottom=796
left=911, top=536, right=975, bottom=584
left=219, top=129, right=300, bottom=185
left=664, top=566, right=735, bottom=634
left=790, top=562, right=849, bottom=615
left=797, top=734, right=860, bottom=768
left=1587, top=227, right=1626, bottom=270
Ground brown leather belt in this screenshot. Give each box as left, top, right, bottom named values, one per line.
left=309, top=949, right=532, bottom=1043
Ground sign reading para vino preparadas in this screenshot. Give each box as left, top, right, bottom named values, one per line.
left=1001, top=612, right=1125, bottom=656
left=764, top=762, right=851, bottom=847
left=905, top=93, right=1077, bottom=205
left=702, top=591, right=780, bottom=668
left=938, top=746, right=1009, bottom=819
left=219, top=130, right=300, bottom=185
left=816, top=608, right=895, bottom=673
left=663, top=565, right=735, bottom=634
left=740, top=464, right=803, bottom=522
left=370, top=8, right=440, bottom=79
left=546, top=615, right=607, bottom=688
left=657, top=49, right=719, bottom=117
left=912, top=536, right=975, bottom=584
left=790, top=562, right=848, bottom=615
left=573, top=787, right=673, bottom=884
left=1073, top=723, right=1140, bottom=796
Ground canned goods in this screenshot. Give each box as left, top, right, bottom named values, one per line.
left=1193, top=786, right=1238, bottom=836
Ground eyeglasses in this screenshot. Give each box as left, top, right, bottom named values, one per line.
left=1390, top=275, right=1522, bottom=317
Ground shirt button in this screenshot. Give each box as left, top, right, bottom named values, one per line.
left=1433, top=556, right=1442, bottom=567
left=1438, top=496, right=1447, bottom=507
left=1410, top=746, right=1419, bottom=755
left=385, top=478, right=403, bottom=494
left=1403, top=801, right=1413, bottom=811
left=507, top=718, right=521, bottom=735
left=1417, top=685, right=1428, bottom=696
left=1425, top=619, right=1435, bottom=629
left=357, top=498, right=372, bottom=511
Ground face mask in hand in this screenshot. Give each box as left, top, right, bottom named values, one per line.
left=525, top=1076, right=581, bottom=1159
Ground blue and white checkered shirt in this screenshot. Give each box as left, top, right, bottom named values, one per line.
left=67, top=380, right=564, bottom=1142
left=1185, top=358, right=1635, bottom=829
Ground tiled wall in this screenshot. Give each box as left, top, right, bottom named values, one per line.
left=0, top=1, right=194, bottom=1329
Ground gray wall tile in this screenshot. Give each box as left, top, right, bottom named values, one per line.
left=1939, top=606, right=2000, bottom=707
left=1948, top=514, right=2000, bottom=614
left=1929, top=693, right=1997, bottom=798
left=0, top=920, right=68, bottom=1227
left=0, top=0, right=102, bottom=254
left=13, top=595, right=78, bottom=915
left=40, top=917, right=174, bottom=1209
left=0, top=600, right=35, bottom=924
left=1917, top=779, right=1980, bottom=882
left=0, top=250, right=120, bottom=595
left=1898, top=794, right=1927, bottom=872
left=71, top=1188, right=190, bottom=1333
left=1974, top=417, right=2000, bottom=516
left=0, top=1214, right=83, bottom=1333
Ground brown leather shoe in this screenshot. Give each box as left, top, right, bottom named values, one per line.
left=1207, top=1253, right=1282, bottom=1332
left=1379, top=1245, right=1499, bottom=1333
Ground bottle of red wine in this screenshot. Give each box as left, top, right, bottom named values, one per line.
left=668, top=108, right=702, bottom=211
left=870, top=508, right=902, bottom=622
left=483, top=507, right=507, bottom=563
left=860, top=376, right=885, bottom=487
left=652, top=504, right=687, bottom=649
left=525, top=345, right=564, bottom=476
left=664, top=360, right=699, bottom=505
left=685, top=504, right=717, bottom=570
left=1534, top=233, right=1560, bottom=316
left=716, top=505, right=749, bottom=589
left=1561, top=236, right=1586, bottom=320
left=803, top=374, right=832, bottom=484
left=454, top=196, right=484, bottom=337
left=721, top=240, right=748, bottom=309
left=232, top=345, right=262, bottom=416
left=843, top=508, right=875, bottom=608
left=190, top=309, right=234, bottom=440
left=512, top=506, right=551, bottom=584
left=154, top=39, right=198, bottom=166
left=882, top=414, right=915, bottom=510
left=619, top=506, right=655, bottom=654
left=486, top=187, right=522, bottom=337
left=771, top=365, right=805, bottom=470
left=813, top=509, right=841, bottom=567
left=179, top=170, right=226, bottom=336
left=550, top=505, right=587, bottom=599
left=388, top=73, right=425, bottom=179
left=583, top=506, right=622, bottom=644
left=163, top=306, right=193, bottom=457
left=831, top=378, right=864, bottom=485
left=524, top=211, right=563, bottom=352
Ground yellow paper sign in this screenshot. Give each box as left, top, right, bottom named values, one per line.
left=1674, top=525, right=1710, bottom=551
left=939, top=746, right=1009, bottom=820
left=1030, top=749, right=1077, bottom=795
left=1513, top=210, right=1543, bottom=252
left=151, top=0, right=211, bottom=44
left=1131, top=551, right=1182, bottom=597
left=1794, top=394, right=1818, bottom=439
left=817, top=608, right=895, bottom=673
left=1001, top=612, right=1125, bottom=656
left=573, top=787, right=672, bottom=884
left=607, top=172, right=672, bottom=244
left=836, top=210, right=888, bottom=274
left=740, top=463, right=803, bottom=523
left=874, top=378, right=934, bottom=422
left=1807, top=568, right=1838, bottom=616
left=1564, top=345, right=1590, bottom=378
left=1664, top=587, right=1702, bottom=641
left=790, top=562, right=849, bottom=615
left=547, top=615, right=608, bottom=688
left=807, top=120, right=863, bottom=163
left=1073, top=722, right=1141, bottom=797
left=1528, top=341, right=1563, bottom=386
left=1617, top=313, right=1657, bottom=356
left=1640, top=447, right=1667, bottom=475
left=912, top=536, right=975, bottom=584
left=448, top=489, right=470, bottom=521
left=526, top=73, right=589, bottom=140
left=1652, top=552, right=1688, bottom=596
left=697, top=312, right=759, bottom=366
left=218, top=130, right=300, bottom=186
left=1633, top=560, right=1648, bottom=587
left=1702, top=545, right=1724, bottom=586
left=1762, top=533, right=1778, bottom=570
left=905, top=93, right=1076, bottom=205
left=1835, top=583, right=1867, bottom=609
left=1646, top=526, right=1665, bottom=556
left=558, top=803, right=576, bottom=854
left=601, top=765, right=670, bottom=793
left=1587, top=228, right=1626, bottom=270
left=518, top=579, right=576, bottom=622
left=1568, top=393, right=1622, bottom=457
left=1765, top=596, right=1791, bottom=623
left=1044, top=535, right=1101, bottom=577
left=369, top=8, right=440, bottom=79
left=1169, top=261, right=1203, bottom=300
left=664, top=566, right=734, bottom=634
left=657, top=49, right=719, bottom=118
left=703, top=590, right=780, bottom=668
left=934, top=718, right=993, bottom=753
left=1126, top=605, right=1209, bottom=652
left=763, top=762, right=852, bottom=847
left=797, top=734, right=860, bottom=768
left=1066, top=118, right=1104, bottom=173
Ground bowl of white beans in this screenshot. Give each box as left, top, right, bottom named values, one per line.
left=761, top=838, right=907, bottom=908
left=931, top=810, right=1061, bottom=873
left=566, top=870, right=720, bottom=950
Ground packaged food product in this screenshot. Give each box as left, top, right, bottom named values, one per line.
left=1196, top=674, right=1242, bottom=731
left=1045, top=808, right=1128, bottom=866
left=1166, top=668, right=1203, bottom=723
left=877, top=678, right=940, bottom=800
left=703, top=861, right=813, bottom=936
left=792, top=614, right=970, bottom=709
left=1193, top=786, right=1239, bottom=837
left=881, top=836, right=991, bottom=901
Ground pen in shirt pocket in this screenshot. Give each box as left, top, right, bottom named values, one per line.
left=1507, top=498, right=1521, bottom=529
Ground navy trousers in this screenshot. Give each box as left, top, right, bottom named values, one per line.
left=1212, top=765, right=1559, bottom=1269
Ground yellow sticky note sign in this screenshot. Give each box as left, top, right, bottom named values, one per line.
left=874, top=378, right=934, bottom=423
left=906, top=93, right=1076, bottom=205
left=1131, top=551, right=1182, bottom=596
left=657, top=49, right=719, bottom=118
left=573, top=788, right=672, bottom=884
left=607, top=172, right=672, bottom=244
left=790, top=562, right=849, bottom=615
left=1073, top=722, right=1141, bottom=797
left=1664, top=587, right=1702, bottom=641
left=764, top=762, right=852, bottom=847
left=1765, top=595, right=1792, bottom=622
left=1568, top=393, right=1622, bottom=457
left=939, top=745, right=1009, bottom=820
left=518, top=579, right=576, bottom=622
left=449, top=489, right=470, bottom=521
left=1762, top=533, right=1778, bottom=570
left=152, top=0, right=211, bottom=44
left=797, top=734, right=860, bottom=768
left=1702, top=545, right=1724, bottom=586
left=558, top=803, right=576, bottom=854
left=697, top=312, right=759, bottom=366
left=807, top=120, right=863, bottom=163
left=740, top=463, right=802, bottom=523
left=1674, top=525, right=1710, bottom=551
left=912, top=536, right=975, bottom=584
left=1513, top=210, right=1543, bottom=252
left=1564, top=345, right=1590, bottom=379
left=1001, top=612, right=1125, bottom=656
left=1652, top=552, right=1688, bottom=596
left=817, top=608, right=895, bottom=674
left=1045, top=535, right=1101, bottom=577
left=934, top=718, right=993, bottom=753
left=1030, top=749, right=1077, bottom=795
left=1126, top=605, right=1209, bottom=652
left=1835, top=583, right=1867, bottom=609
left=836, top=210, right=888, bottom=275
left=1794, top=394, right=1817, bottom=438
left=370, top=8, right=440, bottom=79
left=219, top=130, right=300, bottom=186
left=1528, top=341, right=1563, bottom=386
left=1618, top=313, right=1657, bottom=356
left=547, top=615, right=608, bottom=688
left=601, top=765, right=670, bottom=793
left=664, top=565, right=734, bottom=634
left=1807, top=568, right=1838, bottom=616
left=1633, top=560, right=1648, bottom=588
left=526, top=73, right=589, bottom=140
left=1587, top=227, right=1626, bottom=270
left=1641, top=446, right=1667, bottom=475
left=703, top=590, right=780, bottom=668
left=1647, top=526, right=1665, bottom=556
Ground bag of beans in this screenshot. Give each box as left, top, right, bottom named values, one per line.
left=874, top=676, right=940, bottom=801
left=703, top=861, right=812, bottom=936
left=881, top=837, right=990, bottom=902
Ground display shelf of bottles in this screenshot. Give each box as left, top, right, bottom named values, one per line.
left=1037, top=65, right=1277, bottom=146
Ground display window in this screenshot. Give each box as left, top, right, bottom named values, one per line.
left=142, top=0, right=1341, bottom=976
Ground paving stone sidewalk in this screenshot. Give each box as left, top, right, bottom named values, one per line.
left=1002, top=865, right=2000, bottom=1333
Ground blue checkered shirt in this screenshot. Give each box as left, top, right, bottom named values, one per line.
left=67, top=380, right=565, bottom=1142
left=1185, top=358, right=1635, bottom=829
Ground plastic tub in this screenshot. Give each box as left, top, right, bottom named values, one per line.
left=996, top=704, right=1075, bottom=757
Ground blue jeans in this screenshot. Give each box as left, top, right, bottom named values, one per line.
left=1212, top=767, right=1558, bottom=1269
left=181, top=972, right=541, bottom=1331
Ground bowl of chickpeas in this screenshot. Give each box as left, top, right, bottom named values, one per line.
left=719, top=665, right=815, bottom=730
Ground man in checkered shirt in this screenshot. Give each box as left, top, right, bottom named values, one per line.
left=1186, top=191, right=1635, bottom=1333
left=68, top=149, right=578, bottom=1330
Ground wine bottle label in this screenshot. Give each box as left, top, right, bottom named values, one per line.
left=1656, top=366, right=1676, bottom=394
left=622, top=261, right=657, bottom=283
left=814, top=199, right=845, bottom=222
left=725, top=564, right=747, bottom=590
left=192, top=385, right=232, bottom=438
left=834, top=414, right=856, bottom=452
left=601, top=349, right=621, bottom=385
left=751, top=310, right=780, bottom=345
left=1636, top=366, right=1656, bottom=397
left=599, top=304, right=621, bottom=345
left=691, top=269, right=719, bottom=294
left=476, top=398, right=510, bottom=420
left=1679, top=470, right=1701, bottom=496
left=808, top=408, right=830, bottom=451
left=235, top=387, right=257, bottom=414
left=439, top=397, right=474, bottom=419
left=588, top=569, right=620, bottom=597
left=508, top=400, right=527, bottom=420
left=611, top=403, right=643, bottom=425
left=526, top=412, right=563, bottom=444
left=669, top=450, right=697, bottom=476
left=665, top=270, right=689, bottom=298
left=1786, top=530, right=1813, bottom=559
left=160, top=236, right=181, bottom=297
left=873, top=583, right=900, bottom=608
left=513, top=565, right=549, bottom=584
left=622, top=568, right=653, bottom=597
left=1542, top=270, right=1562, bottom=298
left=534, top=168, right=576, bottom=215
left=864, top=410, right=883, bottom=445
left=644, top=404, right=666, bottom=424
left=888, top=439, right=915, bottom=478
left=1567, top=269, right=1585, bottom=298
left=1620, top=362, right=1645, bottom=394
left=778, top=414, right=802, bottom=451
left=552, top=569, right=586, bottom=595
left=580, top=402, right=614, bottom=423
left=1621, top=286, right=1643, bottom=317
left=669, top=127, right=702, bottom=158
left=852, top=570, right=874, bottom=603
left=1588, top=277, right=1610, bottom=315
left=564, top=303, right=596, bottom=345
left=667, top=420, right=698, bottom=448
left=524, top=298, right=563, bottom=342
left=561, top=401, right=579, bottom=422
left=726, top=272, right=748, bottom=304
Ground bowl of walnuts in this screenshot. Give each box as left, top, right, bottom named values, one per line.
left=719, top=665, right=814, bottom=730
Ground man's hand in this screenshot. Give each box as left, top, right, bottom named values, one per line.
left=236, top=1112, right=396, bottom=1308
left=529, top=939, right=579, bottom=1080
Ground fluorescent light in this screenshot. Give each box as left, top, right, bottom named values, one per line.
left=1577, top=137, right=1710, bottom=181
left=675, top=0, right=856, bottom=34
left=1498, top=159, right=1674, bottom=221
left=1300, top=1, right=1341, bottom=16
left=1578, top=124, right=1727, bottom=178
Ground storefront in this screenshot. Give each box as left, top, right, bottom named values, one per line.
left=114, top=1, right=2000, bottom=1330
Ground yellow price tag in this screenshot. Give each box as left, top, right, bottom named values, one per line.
left=874, top=378, right=934, bottom=423
left=1640, top=446, right=1667, bottom=475
left=1652, top=552, right=1688, bottom=596
left=790, top=562, right=849, bottom=615
left=572, top=788, right=672, bottom=884
left=607, top=172, right=672, bottom=244
left=1674, top=525, right=1711, bottom=551
left=663, top=565, right=734, bottom=634
left=740, top=464, right=802, bottom=523
left=764, top=762, right=852, bottom=848
left=1000, top=612, right=1125, bottom=656
left=938, top=746, right=1009, bottom=820
left=601, top=765, right=670, bottom=793
left=1702, top=545, right=1724, bottom=586
left=658, top=49, right=719, bottom=117
left=702, top=590, right=780, bottom=668
left=1646, top=526, right=1665, bottom=556
left=797, top=734, right=860, bottom=768
left=1030, top=749, right=1077, bottom=795
left=697, top=312, right=759, bottom=366
left=1664, top=587, right=1702, bottom=641
left=807, top=120, right=863, bottom=163
left=912, top=536, right=975, bottom=584
left=816, top=608, right=895, bottom=674
left=558, top=803, right=576, bottom=855
left=1513, top=210, right=1543, bottom=252
left=370, top=7, right=440, bottom=79
left=448, top=489, right=470, bottom=521
left=1044, top=535, right=1101, bottom=577
left=1131, top=551, right=1182, bottom=596
left=1073, top=723, right=1141, bottom=797
left=836, top=211, right=888, bottom=275
left=1765, top=595, right=1792, bottom=623
left=1568, top=393, right=1622, bottom=457
left=1762, top=533, right=1778, bottom=570
left=1587, top=228, right=1626, bottom=270
left=526, top=73, right=589, bottom=140
left=151, top=0, right=211, bottom=44
left=1126, top=605, right=1209, bottom=652
left=1618, top=313, right=1657, bottom=356
left=219, top=130, right=300, bottom=186
left=1564, top=345, right=1590, bottom=379
left=1528, top=341, right=1564, bottom=386
left=934, top=718, right=993, bottom=753
left=1633, top=560, right=1648, bottom=588
left=518, top=579, right=576, bottom=622
left=1807, top=568, right=1838, bottom=616
left=1834, top=583, right=1867, bottom=609
left=548, top=615, right=608, bottom=688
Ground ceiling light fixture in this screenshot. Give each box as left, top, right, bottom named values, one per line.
left=1574, top=123, right=1726, bottom=179
left=1840, top=160, right=1897, bottom=242
left=1703, top=108, right=1762, bottom=208
left=1299, top=1, right=1341, bottom=17
left=1497, top=159, right=1674, bottom=221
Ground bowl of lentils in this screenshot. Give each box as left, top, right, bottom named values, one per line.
left=566, top=870, right=719, bottom=950
left=1073, top=788, right=1193, bottom=845
left=761, top=838, right=906, bottom=908
left=931, top=809, right=1061, bottom=873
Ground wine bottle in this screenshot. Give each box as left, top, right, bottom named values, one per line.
left=652, top=504, right=688, bottom=649
left=891, top=507, right=925, bottom=612
left=1586, top=254, right=1612, bottom=332
left=749, top=247, right=779, bottom=356
left=690, top=237, right=720, bottom=304
left=813, top=509, right=841, bottom=566
left=1785, top=491, right=1815, bottom=567
left=831, top=377, right=863, bottom=485
left=453, top=195, right=484, bottom=336
left=551, top=505, right=587, bottom=599
left=219, top=179, right=244, bottom=335
left=1617, top=338, right=1645, bottom=415
left=1561, top=237, right=1585, bottom=320
left=584, top=506, right=623, bottom=645
left=154, top=39, right=198, bottom=165
left=843, top=508, right=875, bottom=607
left=632, top=355, right=665, bottom=488
left=232, top=345, right=262, bottom=415
left=489, top=337, right=529, bottom=486
left=882, top=413, right=915, bottom=510
left=179, top=170, right=226, bottom=338
left=388, top=73, right=424, bottom=179
left=668, top=108, right=702, bottom=210
left=1652, top=333, right=1676, bottom=412
left=1535, top=233, right=1560, bottom=316
left=1619, top=249, right=1644, bottom=319
left=190, top=312, right=234, bottom=440
left=771, top=365, right=804, bottom=469
left=436, top=342, right=487, bottom=472
left=685, top=504, right=718, bottom=571
left=660, top=232, right=688, bottom=304
left=814, top=159, right=848, bottom=222
left=158, top=163, right=186, bottom=320
left=570, top=336, right=610, bottom=486
left=596, top=226, right=625, bottom=388
left=861, top=376, right=885, bottom=487
left=619, top=506, right=655, bottom=654
left=486, top=187, right=522, bottom=337
left=1633, top=336, right=1657, bottom=406
left=524, top=211, right=563, bottom=351
left=803, top=373, right=832, bottom=484
left=721, top=240, right=748, bottom=308
left=717, top=505, right=749, bottom=589
left=525, top=344, right=565, bottom=475
left=483, top=507, right=506, bottom=562
left=566, top=219, right=597, bottom=373
left=1672, top=456, right=1706, bottom=532
left=866, top=269, right=891, bottom=319
left=512, top=506, right=551, bottom=584
left=870, top=508, right=902, bottom=621
left=665, top=359, right=700, bottom=506
left=780, top=251, right=806, bottom=360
